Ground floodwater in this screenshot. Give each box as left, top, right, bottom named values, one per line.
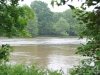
left=0, top=38, right=86, bottom=74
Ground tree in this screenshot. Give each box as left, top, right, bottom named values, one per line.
left=51, top=0, right=100, bottom=75
left=62, top=9, right=80, bottom=36
left=51, top=9, right=80, bottom=36
left=0, top=1, right=34, bottom=38
left=0, top=0, right=34, bottom=63
left=26, top=13, right=38, bottom=37
left=52, top=17, right=69, bottom=36
left=30, top=1, right=53, bottom=36
left=52, top=12, right=62, bottom=23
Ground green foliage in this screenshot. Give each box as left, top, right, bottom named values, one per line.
left=21, top=5, right=34, bottom=19
left=0, top=1, right=34, bottom=38
left=0, top=0, right=34, bottom=66
left=68, top=5, right=75, bottom=10
left=52, top=17, right=69, bottom=36
left=30, top=0, right=53, bottom=36
left=0, top=63, right=63, bottom=75
left=69, top=58, right=100, bottom=75
left=62, top=9, right=81, bottom=36
left=26, top=13, right=38, bottom=37
left=0, top=44, right=13, bottom=63
left=51, top=0, right=66, bottom=6
left=73, top=8, right=100, bottom=60
left=30, top=0, right=80, bottom=36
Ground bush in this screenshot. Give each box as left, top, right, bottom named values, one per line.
left=0, top=44, right=13, bottom=63
left=0, top=63, right=63, bottom=75
left=69, top=58, right=100, bottom=75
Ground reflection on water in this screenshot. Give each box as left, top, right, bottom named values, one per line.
left=1, top=38, right=86, bottom=74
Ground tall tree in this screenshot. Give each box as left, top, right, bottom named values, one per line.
left=52, top=17, right=69, bottom=36
left=30, top=1, right=53, bottom=35
left=62, top=9, right=80, bottom=35
left=26, top=13, right=38, bottom=37
left=52, top=9, right=81, bottom=36
left=0, top=1, right=34, bottom=37
left=52, top=12, right=62, bottom=23
left=0, top=0, right=34, bottom=62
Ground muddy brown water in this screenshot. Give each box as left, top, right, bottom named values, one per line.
left=0, top=38, right=86, bottom=74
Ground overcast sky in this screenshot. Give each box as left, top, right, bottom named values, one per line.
left=19, top=0, right=83, bottom=12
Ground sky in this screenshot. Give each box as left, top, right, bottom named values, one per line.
left=19, top=0, right=83, bottom=12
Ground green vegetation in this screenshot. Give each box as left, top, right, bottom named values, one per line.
left=25, top=0, right=81, bottom=37
left=0, top=0, right=81, bottom=37
left=2, top=0, right=100, bottom=75
left=52, top=17, right=69, bottom=36
left=0, top=0, right=33, bottom=64
left=51, top=0, right=100, bottom=75
left=0, top=44, right=13, bottom=63
left=0, top=0, right=34, bottom=38
left=26, top=13, right=38, bottom=37
left=0, top=63, right=63, bottom=75
left=0, top=0, right=34, bottom=62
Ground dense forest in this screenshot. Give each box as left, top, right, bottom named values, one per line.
left=26, top=1, right=82, bottom=37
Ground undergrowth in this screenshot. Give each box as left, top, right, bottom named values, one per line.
left=0, top=63, right=64, bottom=75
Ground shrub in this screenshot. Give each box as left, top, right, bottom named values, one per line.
left=0, top=63, right=63, bottom=75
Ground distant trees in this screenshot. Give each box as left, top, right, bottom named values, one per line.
left=0, top=0, right=81, bottom=37
left=30, top=1, right=53, bottom=36
left=62, top=9, right=80, bottom=36
left=26, top=13, right=38, bottom=37
left=26, top=0, right=81, bottom=37
left=52, top=17, right=69, bottom=36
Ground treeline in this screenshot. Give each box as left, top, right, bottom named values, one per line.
left=26, top=1, right=82, bottom=37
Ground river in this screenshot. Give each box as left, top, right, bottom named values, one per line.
left=0, top=37, right=86, bottom=74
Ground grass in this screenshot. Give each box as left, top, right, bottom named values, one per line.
left=0, top=36, right=79, bottom=40
left=0, top=63, right=63, bottom=75
left=33, top=36, right=79, bottom=39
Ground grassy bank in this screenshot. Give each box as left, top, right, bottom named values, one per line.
left=32, top=35, right=79, bottom=38
left=0, top=63, right=63, bottom=75
left=0, top=36, right=79, bottom=39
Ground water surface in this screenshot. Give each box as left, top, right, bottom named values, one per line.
left=0, top=38, right=86, bottom=74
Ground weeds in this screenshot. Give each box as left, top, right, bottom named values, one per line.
left=0, top=63, right=63, bottom=75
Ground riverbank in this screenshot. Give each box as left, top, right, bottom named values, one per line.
left=0, top=36, right=79, bottom=39
left=33, top=36, right=79, bottom=38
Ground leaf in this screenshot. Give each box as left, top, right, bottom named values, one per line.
left=95, top=6, right=100, bottom=9
left=51, top=0, right=54, bottom=7
left=68, top=5, right=75, bottom=10
left=61, top=0, right=66, bottom=5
